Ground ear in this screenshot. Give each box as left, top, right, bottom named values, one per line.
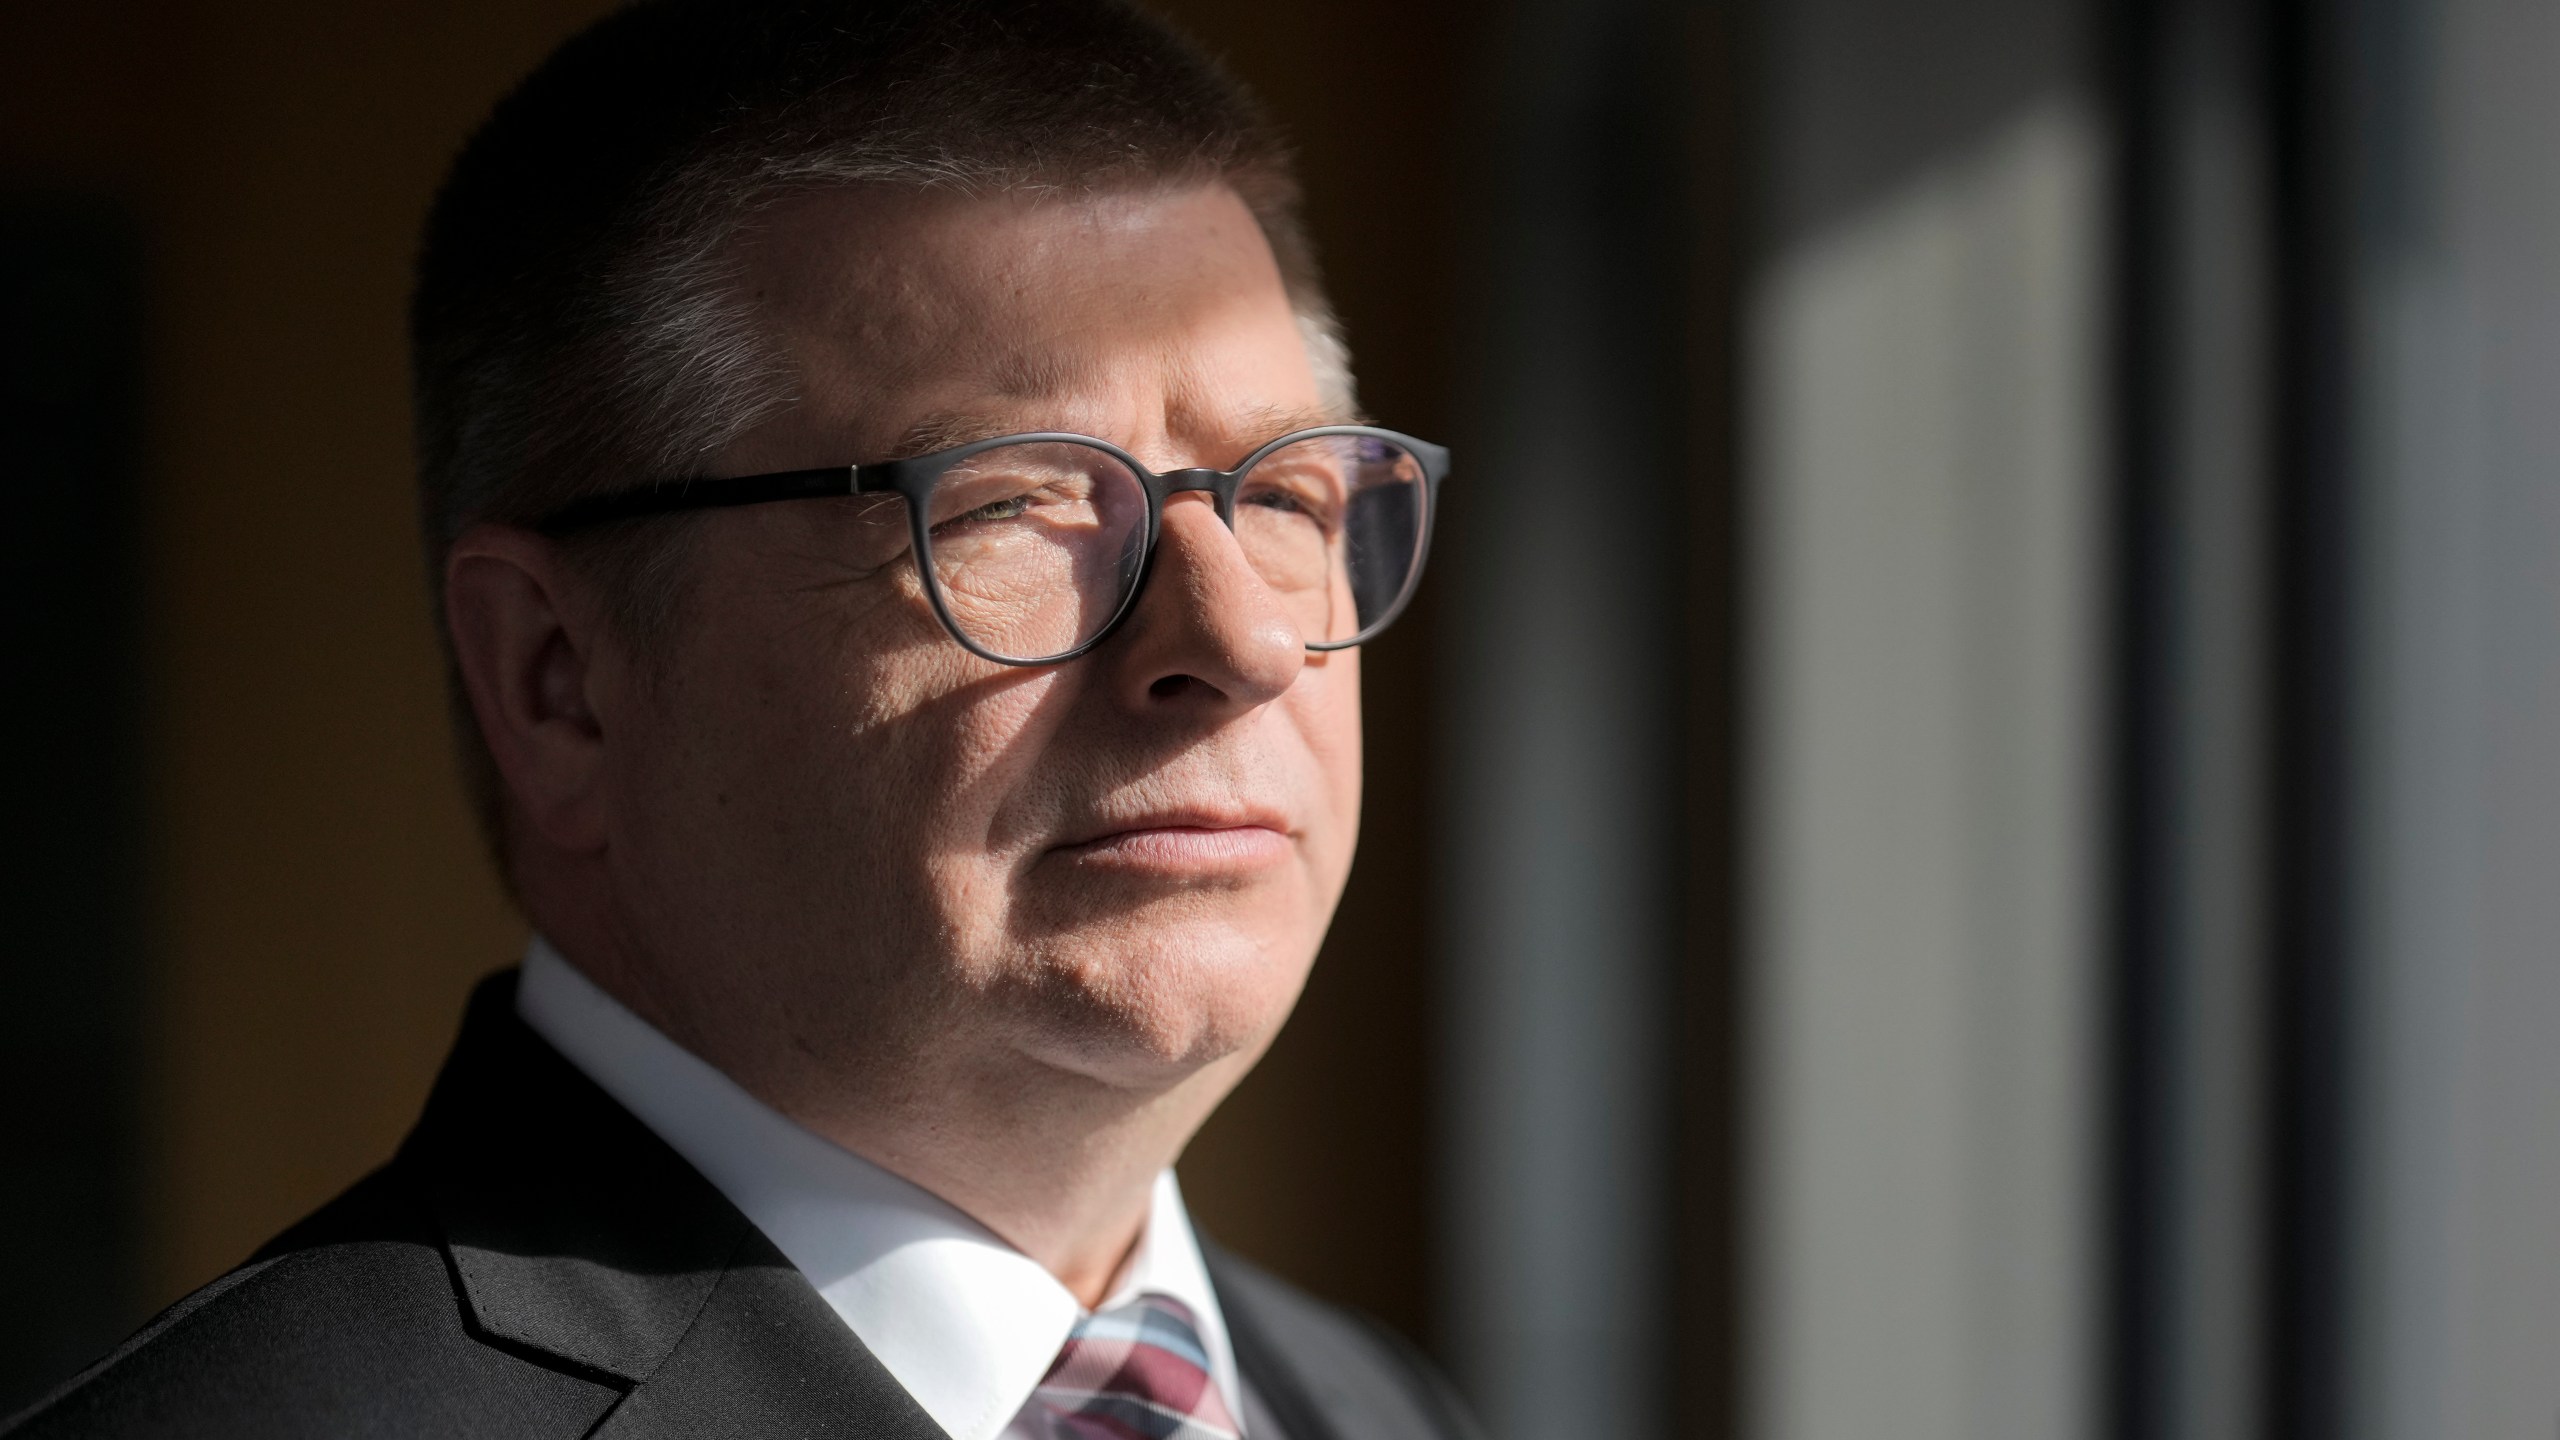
left=444, top=524, right=616, bottom=855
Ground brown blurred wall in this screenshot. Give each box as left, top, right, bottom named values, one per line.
left=0, top=0, right=1469, bottom=1348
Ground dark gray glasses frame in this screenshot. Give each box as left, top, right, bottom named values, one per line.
left=538, top=424, right=1451, bottom=667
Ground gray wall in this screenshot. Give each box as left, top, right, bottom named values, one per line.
left=2350, top=0, right=2560, bottom=1435
left=1437, top=0, right=2560, bottom=1434
left=1439, top=1, right=2115, bottom=1435
left=1740, top=1, right=2108, bottom=1437
left=1742, top=100, right=2109, bottom=1440
left=1434, top=0, right=1687, bottom=1433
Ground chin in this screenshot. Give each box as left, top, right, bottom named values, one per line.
left=1003, top=916, right=1313, bottom=1083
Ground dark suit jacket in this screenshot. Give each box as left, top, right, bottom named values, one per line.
left=6, top=974, right=1477, bottom=1440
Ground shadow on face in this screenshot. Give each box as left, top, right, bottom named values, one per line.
left=601, top=183, right=1367, bottom=1097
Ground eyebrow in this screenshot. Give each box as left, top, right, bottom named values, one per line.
left=1225, top=400, right=1357, bottom=437
left=884, top=411, right=1023, bottom=459
left=881, top=399, right=1360, bottom=467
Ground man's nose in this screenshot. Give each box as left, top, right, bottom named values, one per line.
left=1101, top=492, right=1304, bottom=711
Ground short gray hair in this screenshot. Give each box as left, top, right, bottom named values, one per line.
left=411, top=0, right=1350, bottom=862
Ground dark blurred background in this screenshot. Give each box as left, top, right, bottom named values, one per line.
left=6, top=2, right=2558, bottom=1439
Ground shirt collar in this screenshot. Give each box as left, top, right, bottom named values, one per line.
left=514, top=936, right=1241, bottom=1440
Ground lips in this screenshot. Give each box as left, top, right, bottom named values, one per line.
left=1050, top=806, right=1295, bottom=872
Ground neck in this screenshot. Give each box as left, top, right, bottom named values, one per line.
left=792, top=1046, right=1250, bottom=1305
left=534, top=894, right=1248, bottom=1308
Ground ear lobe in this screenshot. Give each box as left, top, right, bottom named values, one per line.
left=444, top=524, right=613, bottom=854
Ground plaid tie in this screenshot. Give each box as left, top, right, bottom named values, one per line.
left=1002, top=1292, right=1242, bottom=1440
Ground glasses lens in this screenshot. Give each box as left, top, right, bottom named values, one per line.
left=919, top=441, right=1148, bottom=662
left=1233, top=433, right=1429, bottom=646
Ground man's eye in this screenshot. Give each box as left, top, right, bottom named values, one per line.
left=1242, top=484, right=1341, bottom=530
left=958, top=494, right=1033, bottom=523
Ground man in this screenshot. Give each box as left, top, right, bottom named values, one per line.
left=6, top=2, right=1469, bottom=1437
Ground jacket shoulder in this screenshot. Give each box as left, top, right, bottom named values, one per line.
left=1206, top=1246, right=1484, bottom=1440
left=3, top=1166, right=618, bottom=1440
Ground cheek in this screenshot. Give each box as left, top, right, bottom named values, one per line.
left=846, top=652, right=1073, bottom=826
left=1294, top=654, right=1365, bottom=872
left=786, top=634, right=1073, bottom=885
left=631, top=581, right=1065, bottom=918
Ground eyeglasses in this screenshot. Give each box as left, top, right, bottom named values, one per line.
left=539, top=425, right=1449, bottom=666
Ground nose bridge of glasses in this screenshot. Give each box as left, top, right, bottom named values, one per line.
left=1156, top=465, right=1239, bottom=526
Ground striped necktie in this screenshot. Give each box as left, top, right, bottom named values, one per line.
left=1003, top=1292, right=1243, bottom=1440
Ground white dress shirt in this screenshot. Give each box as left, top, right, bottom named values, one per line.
left=514, top=937, right=1246, bottom=1440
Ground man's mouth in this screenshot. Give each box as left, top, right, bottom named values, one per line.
left=1051, top=807, right=1295, bottom=874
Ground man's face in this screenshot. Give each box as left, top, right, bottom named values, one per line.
left=598, top=185, right=1360, bottom=1103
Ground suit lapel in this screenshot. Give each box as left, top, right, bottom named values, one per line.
left=590, top=1233, right=944, bottom=1439
left=402, top=973, right=946, bottom=1440
left=1206, top=1247, right=1347, bottom=1440
left=1205, top=1240, right=1483, bottom=1440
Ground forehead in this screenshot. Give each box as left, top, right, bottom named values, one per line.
left=730, top=183, right=1327, bottom=458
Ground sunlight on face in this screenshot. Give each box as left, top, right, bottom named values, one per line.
left=604, top=185, right=1363, bottom=1098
